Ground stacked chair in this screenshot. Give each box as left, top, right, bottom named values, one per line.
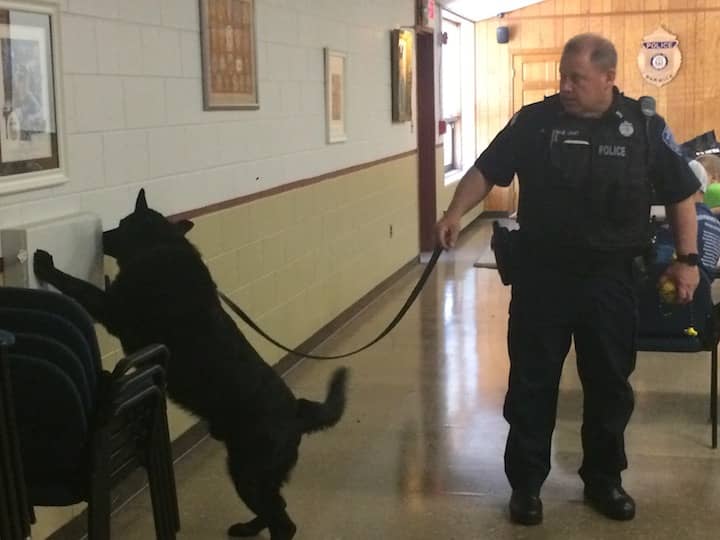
left=0, top=286, right=180, bottom=539
left=636, top=262, right=718, bottom=449
left=1, top=328, right=30, bottom=539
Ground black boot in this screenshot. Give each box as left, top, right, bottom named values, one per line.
left=584, top=484, right=635, bottom=521
left=509, top=490, right=543, bottom=525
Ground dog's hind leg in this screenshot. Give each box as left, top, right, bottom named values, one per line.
left=227, top=455, right=296, bottom=540
left=227, top=516, right=266, bottom=537
left=226, top=497, right=286, bottom=538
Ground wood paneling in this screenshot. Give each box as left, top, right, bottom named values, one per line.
left=476, top=0, right=720, bottom=153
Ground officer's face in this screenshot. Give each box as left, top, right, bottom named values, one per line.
left=558, top=51, right=615, bottom=118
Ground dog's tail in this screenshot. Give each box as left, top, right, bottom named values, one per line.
left=297, top=367, right=348, bottom=434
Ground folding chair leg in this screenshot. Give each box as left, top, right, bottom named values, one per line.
left=147, top=458, right=172, bottom=539
left=154, top=436, right=179, bottom=537
left=0, top=437, right=21, bottom=540
left=147, top=438, right=173, bottom=540
left=88, top=428, right=111, bottom=540
left=0, top=466, right=16, bottom=540
left=159, top=406, right=180, bottom=533
left=712, top=346, right=718, bottom=449
left=1, top=340, right=30, bottom=540
left=150, top=398, right=179, bottom=533
left=146, top=407, right=176, bottom=540
left=87, top=485, right=111, bottom=540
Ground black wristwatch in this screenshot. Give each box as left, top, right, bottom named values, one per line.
left=676, top=253, right=700, bottom=266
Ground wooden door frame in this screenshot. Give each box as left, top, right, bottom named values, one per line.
left=417, top=30, right=436, bottom=253
left=509, top=48, right=562, bottom=113
left=508, top=48, right=562, bottom=213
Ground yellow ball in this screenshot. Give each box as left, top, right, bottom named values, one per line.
left=658, top=277, right=676, bottom=303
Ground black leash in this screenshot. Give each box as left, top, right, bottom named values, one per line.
left=218, top=246, right=443, bottom=360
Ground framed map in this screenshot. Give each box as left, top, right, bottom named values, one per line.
left=199, top=0, right=258, bottom=110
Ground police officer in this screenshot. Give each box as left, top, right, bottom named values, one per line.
left=436, top=33, right=700, bottom=526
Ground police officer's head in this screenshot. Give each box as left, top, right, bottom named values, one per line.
left=559, top=33, right=617, bottom=118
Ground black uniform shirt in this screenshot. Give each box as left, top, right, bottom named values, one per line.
left=475, top=91, right=699, bottom=260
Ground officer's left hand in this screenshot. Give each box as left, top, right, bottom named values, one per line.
left=660, top=262, right=700, bottom=304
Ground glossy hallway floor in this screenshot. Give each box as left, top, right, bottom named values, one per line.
left=106, top=219, right=720, bottom=540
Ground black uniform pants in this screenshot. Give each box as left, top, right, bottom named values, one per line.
left=504, top=260, right=637, bottom=494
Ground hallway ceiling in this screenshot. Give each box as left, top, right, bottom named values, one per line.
left=440, top=0, right=545, bottom=21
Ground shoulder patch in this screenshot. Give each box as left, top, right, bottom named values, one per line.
left=661, top=125, right=682, bottom=156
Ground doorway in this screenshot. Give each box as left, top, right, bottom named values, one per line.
left=483, top=49, right=561, bottom=214
left=416, top=30, right=437, bottom=253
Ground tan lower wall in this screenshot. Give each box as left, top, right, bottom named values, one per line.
left=435, top=146, right=483, bottom=227
left=11, top=151, right=419, bottom=537
left=206, top=152, right=421, bottom=360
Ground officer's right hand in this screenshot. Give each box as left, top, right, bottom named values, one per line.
left=435, top=212, right=461, bottom=249
left=659, top=262, right=699, bottom=304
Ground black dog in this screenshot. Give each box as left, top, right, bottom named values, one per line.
left=34, top=189, right=348, bottom=540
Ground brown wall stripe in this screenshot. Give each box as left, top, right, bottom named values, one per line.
left=0, top=149, right=419, bottom=272
left=170, top=148, right=418, bottom=222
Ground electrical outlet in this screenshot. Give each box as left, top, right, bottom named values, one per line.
left=389, top=224, right=393, bottom=238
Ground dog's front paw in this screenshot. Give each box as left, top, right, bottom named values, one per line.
left=33, top=249, right=56, bottom=281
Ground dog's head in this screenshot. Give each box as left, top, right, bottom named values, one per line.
left=103, top=189, right=194, bottom=265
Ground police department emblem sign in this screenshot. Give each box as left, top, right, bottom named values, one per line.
left=637, top=27, right=682, bottom=87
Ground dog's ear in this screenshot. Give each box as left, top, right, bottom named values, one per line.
left=135, top=188, right=148, bottom=211
left=176, top=219, right=194, bottom=235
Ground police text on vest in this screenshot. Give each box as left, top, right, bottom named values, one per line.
left=598, top=145, right=627, bottom=157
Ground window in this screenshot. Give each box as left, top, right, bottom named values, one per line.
left=442, top=117, right=460, bottom=173
left=441, top=17, right=462, bottom=175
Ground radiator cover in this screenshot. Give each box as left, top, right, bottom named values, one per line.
left=1, top=212, right=104, bottom=290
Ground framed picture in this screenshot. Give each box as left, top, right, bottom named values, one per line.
left=199, top=0, right=259, bottom=110
left=0, top=8, right=58, bottom=177
left=324, top=48, right=347, bottom=144
left=391, top=29, right=414, bottom=123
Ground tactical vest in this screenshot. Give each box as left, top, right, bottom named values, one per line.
left=518, top=95, right=652, bottom=253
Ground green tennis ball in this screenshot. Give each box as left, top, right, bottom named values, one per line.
left=704, top=183, right=720, bottom=209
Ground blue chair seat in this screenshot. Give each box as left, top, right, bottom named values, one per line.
left=10, top=332, right=92, bottom=414
left=636, top=336, right=704, bottom=353
left=7, top=353, right=87, bottom=499
left=0, top=307, right=96, bottom=399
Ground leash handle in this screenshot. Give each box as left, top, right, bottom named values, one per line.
left=218, top=246, right=443, bottom=360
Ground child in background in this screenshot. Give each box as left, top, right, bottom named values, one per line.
left=654, top=159, right=720, bottom=281
left=699, top=154, right=720, bottom=216
left=697, top=154, right=720, bottom=184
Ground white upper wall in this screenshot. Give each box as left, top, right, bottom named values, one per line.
left=441, top=0, right=544, bottom=21
left=0, top=0, right=417, bottom=237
